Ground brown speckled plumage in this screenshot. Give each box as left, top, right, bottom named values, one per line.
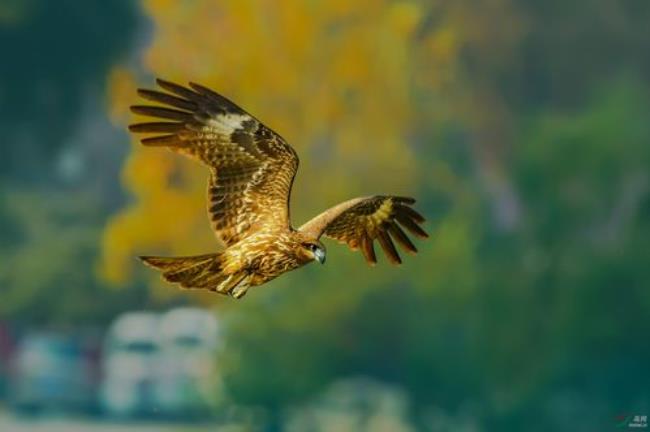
left=130, top=79, right=428, bottom=299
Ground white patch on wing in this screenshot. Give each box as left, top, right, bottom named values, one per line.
left=205, top=113, right=249, bottom=135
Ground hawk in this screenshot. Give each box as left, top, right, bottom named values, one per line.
left=129, top=79, right=428, bottom=299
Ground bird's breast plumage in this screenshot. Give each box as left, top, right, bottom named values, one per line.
left=223, top=230, right=306, bottom=286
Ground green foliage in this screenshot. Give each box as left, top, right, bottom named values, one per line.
left=0, top=0, right=138, bottom=182
left=216, top=25, right=650, bottom=432
left=0, top=0, right=141, bottom=326
left=0, top=190, right=149, bottom=327
left=1, top=0, right=650, bottom=430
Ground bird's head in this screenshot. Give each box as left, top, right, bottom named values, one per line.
left=297, top=238, right=327, bottom=264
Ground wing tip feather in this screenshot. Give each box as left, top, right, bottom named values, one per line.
left=140, top=134, right=182, bottom=147
left=393, top=196, right=416, bottom=205
left=155, top=77, right=177, bottom=88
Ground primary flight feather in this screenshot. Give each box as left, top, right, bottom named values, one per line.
left=129, top=79, right=428, bottom=299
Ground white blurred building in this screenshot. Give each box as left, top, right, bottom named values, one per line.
left=100, top=308, right=221, bottom=419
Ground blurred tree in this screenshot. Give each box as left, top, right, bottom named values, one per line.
left=0, top=190, right=150, bottom=327
left=101, top=0, right=471, bottom=420
left=492, top=80, right=650, bottom=430
left=0, top=0, right=138, bottom=183
left=101, top=0, right=450, bottom=285
left=0, top=1, right=143, bottom=327
left=100, top=0, right=650, bottom=430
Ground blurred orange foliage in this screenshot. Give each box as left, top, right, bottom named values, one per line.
left=100, top=0, right=472, bottom=291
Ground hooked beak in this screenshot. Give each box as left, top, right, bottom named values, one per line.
left=314, top=248, right=326, bottom=264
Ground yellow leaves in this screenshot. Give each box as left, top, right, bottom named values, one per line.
left=101, top=210, right=144, bottom=285
left=123, top=149, right=173, bottom=199
left=100, top=0, right=464, bottom=289
left=388, top=2, right=422, bottom=38
left=106, top=67, right=138, bottom=125
left=428, top=28, right=458, bottom=66
left=100, top=181, right=209, bottom=285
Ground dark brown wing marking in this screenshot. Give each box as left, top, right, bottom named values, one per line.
left=128, top=79, right=299, bottom=246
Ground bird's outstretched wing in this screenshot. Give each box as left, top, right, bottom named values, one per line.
left=129, top=79, right=299, bottom=246
left=299, top=196, right=428, bottom=265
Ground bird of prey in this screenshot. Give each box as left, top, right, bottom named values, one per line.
left=129, top=79, right=428, bottom=299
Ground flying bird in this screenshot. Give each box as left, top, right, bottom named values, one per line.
left=129, top=79, right=428, bottom=299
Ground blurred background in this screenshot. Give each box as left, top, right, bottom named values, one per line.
left=0, top=0, right=649, bottom=431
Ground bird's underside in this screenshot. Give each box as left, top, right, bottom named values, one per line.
left=130, top=78, right=428, bottom=299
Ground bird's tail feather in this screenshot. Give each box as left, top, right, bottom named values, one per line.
left=140, top=253, right=231, bottom=292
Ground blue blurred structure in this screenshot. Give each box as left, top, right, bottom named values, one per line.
left=8, top=332, right=97, bottom=414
